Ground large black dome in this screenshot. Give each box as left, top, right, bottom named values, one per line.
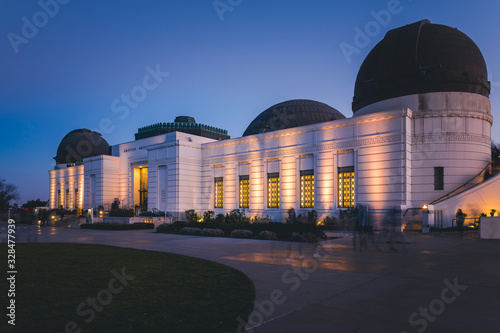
left=243, top=99, right=345, bottom=136
left=352, top=20, right=490, bottom=113
left=54, top=129, right=110, bottom=164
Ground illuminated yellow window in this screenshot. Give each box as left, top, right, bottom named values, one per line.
left=267, top=173, right=280, bottom=208
left=338, top=166, right=355, bottom=208
left=214, top=177, right=223, bottom=208
left=74, top=188, right=79, bottom=209
left=139, top=166, right=148, bottom=211
left=57, top=190, right=61, bottom=208
left=300, top=170, right=314, bottom=208
left=65, top=189, right=70, bottom=208
left=239, top=175, right=249, bottom=208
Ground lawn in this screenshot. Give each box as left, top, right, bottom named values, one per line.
left=0, top=243, right=255, bottom=333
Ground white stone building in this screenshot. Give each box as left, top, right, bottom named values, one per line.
left=49, top=20, right=499, bottom=227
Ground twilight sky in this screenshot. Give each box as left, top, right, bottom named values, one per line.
left=1, top=0, right=500, bottom=204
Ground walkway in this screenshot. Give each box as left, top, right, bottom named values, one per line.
left=1, top=223, right=499, bottom=332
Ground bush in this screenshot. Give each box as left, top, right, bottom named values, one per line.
left=155, top=220, right=325, bottom=241
left=109, top=209, right=135, bottom=217
left=291, top=232, right=319, bottom=242
left=140, top=210, right=166, bottom=217
left=225, top=209, right=250, bottom=223
left=203, top=210, right=214, bottom=222
left=200, top=228, right=224, bottom=237
left=80, top=223, right=154, bottom=230
left=180, top=227, right=201, bottom=235
left=307, top=210, right=318, bottom=224
left=258, top=230, right=277, bottom=240
left=185, top=209, right=199, bottom=223
left=214, top=213, right=225, bottom=223
left=156, top=223, right=171, bottom=233
left=230, top=229, right=254, bottom=238
left=156, top=221, right=186, bottom=233
left=286, top=208, right=298, bottom=224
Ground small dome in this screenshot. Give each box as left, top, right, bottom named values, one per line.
left=54, top=129, right=110, bottom=164
left=243, top=99, right=345, bottom=136
left=352, top=20, right=490, bottom=113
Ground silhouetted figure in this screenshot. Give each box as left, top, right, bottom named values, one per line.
left=353, top=205, right=367, bottom=251
left=456, top=208, right=465, bottom=239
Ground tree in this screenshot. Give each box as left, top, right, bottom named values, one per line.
left=0, top=178, right=20, bottom=212
left=21, top=199, right=49, bottom=211
left=492, top=141, right=500, bottom=176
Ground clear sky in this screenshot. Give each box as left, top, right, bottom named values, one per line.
left=1, top=0, right=500, bottom=204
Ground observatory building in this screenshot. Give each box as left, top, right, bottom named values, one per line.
left=49, top=20, right=499, bottom=227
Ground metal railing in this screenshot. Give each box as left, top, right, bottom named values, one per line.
left=451, top=217, right=480, bottom=228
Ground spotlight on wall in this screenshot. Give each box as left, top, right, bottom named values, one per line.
left=422, top=204, right=428, bottom=210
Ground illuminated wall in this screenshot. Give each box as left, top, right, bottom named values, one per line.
left=49, top=164, right=84, bottom=209
left=200, top=109, right=412, bottom=222
left=82, top=155, right=122, bottom=210
left=51, top=90, right=491, bottom=227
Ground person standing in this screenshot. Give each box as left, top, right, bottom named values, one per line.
left=456, top=209, right=465, bottom=239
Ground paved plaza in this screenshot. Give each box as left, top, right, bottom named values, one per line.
left=1, top=222, right=500, bottom=332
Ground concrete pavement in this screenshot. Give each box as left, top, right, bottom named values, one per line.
left=1, top=222, right=499, bottom=332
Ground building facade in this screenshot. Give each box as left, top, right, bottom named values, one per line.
left=49, top=20, right=496, bottom=227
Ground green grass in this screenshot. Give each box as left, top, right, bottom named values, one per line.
left=0, top=243, right=255, bottom=333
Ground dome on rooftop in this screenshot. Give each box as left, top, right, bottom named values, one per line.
left=54, top=129, right=110, bottom=164
left=352, top=19, right=490, bottom=113
left=243, top=99, right=345, bottom=136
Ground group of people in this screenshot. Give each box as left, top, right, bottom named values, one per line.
left=37, top=209, right=50, bottom=226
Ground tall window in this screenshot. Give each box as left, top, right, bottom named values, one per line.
left=74, top=188, right=79, bottom=209
left=434, top=167, right=444, bottom=190
left=65, top=189, right=70, bottom=208
left=239, top=175, right=249, bottom=208
left=57, top=189, right=61, bottom=208
left=338, top=166, right=355, bottom=208
left=139, top=167, right=148, bottom=211
left=300, top=170, right=314, bottom=208
left=214, top=177, right=223, bottom=208
left=267, top=172, right=280, bottom=208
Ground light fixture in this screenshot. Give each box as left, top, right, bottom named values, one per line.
left=422, top=204, right=428, bottom=210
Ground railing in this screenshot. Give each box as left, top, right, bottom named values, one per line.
left=452, top=217, right=480, bottom=228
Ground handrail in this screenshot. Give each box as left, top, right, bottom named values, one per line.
left=430, top=162, right=491, bottom=205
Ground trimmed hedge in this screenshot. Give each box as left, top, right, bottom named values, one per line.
left=258, top=230, right=277, bottom=240
left=108, top=209, right=135, bottom=217
left=157, top=221, right=325, bottom=242
left=200, top=228, right=225, bottom=237
left=230, top=229, right=254, bottom=238
left=180, top=227, right=201, bottom=235
left=80, top=223, right=154, bottom=230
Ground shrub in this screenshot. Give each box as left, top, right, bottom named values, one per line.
left=158, top=221, right=187, bottom=233
left=230, top=229, right=253, bottom=238
left=200, top=228, right=224, bottom=237
left=80, top=223, right=154, bottom=230
left=307, top=210, right=317, bottom=224
left=225, top=209, right=250, bottom=223
left=185, top=209, right=199, bottom=223
left=290, top=232, right=318, bottom=242
left=252, top=215, right=274, bottom=223
left=214, top=213, right=225, bottom=223
left=258, top=230, right=277, bottom=240
left=156, top=223, right=173, bottom=233
left=286, top=208, right=298, bottom=224
left=180, top=227, right=201, bottom=235
left=203, top=210, right=214, bottom=222
left=109, top=209, right=135, bottom=217
left=140, top=210, right=166, bottom=217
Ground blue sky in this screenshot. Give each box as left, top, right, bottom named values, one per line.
left=1, top=0, right=500, bottom=203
